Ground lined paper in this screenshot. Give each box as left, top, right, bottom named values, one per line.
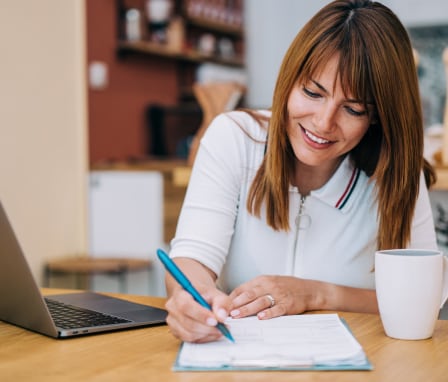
left=176, top=314, right=370, bottom=370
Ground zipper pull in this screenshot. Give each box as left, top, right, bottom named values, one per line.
left=295, top=196, right=311, bottom=229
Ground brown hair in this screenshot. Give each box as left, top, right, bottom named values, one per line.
left=247, top=0, right=435, bottom=249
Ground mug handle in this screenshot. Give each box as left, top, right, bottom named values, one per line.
left=441, top=256, right=448, bottom=308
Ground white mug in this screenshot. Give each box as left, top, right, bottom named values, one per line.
left=375, top=249, right=448, bottom=340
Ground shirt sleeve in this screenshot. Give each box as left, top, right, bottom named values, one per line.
left=409, top=174, right=438, bottom=250
left=169, top=112, right=249, bottom=276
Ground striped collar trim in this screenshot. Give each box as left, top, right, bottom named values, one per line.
left=334, top=167, right=361, bottom=210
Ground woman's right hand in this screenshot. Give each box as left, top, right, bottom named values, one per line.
left=165, top=280, right=231, bottom=343
left=163, top=257, right=233, bottom=343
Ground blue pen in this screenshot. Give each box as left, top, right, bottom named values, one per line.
left=157, top=248, right=235, bottom=343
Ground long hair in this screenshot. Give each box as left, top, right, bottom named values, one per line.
left=247, top=0, right=435, bottom=249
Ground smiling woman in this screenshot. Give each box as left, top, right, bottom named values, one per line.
left=162, top=0, right=438, bottom=344
left=286, top=54, right=371, bottom=194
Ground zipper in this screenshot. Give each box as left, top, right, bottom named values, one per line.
left=291, top=195, right=307, bottom=274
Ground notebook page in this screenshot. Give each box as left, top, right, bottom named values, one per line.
left=177, top=314, right=366, bottom=368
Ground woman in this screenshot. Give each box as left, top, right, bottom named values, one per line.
left=164, top=0, right=437, bottom=343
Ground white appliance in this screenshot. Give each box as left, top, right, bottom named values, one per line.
left=88, top=170, right=166, bottom=296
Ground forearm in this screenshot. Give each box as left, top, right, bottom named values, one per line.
left=312, top=280, right=379, bottom=314
left=165, top=257, right=217, bottom=297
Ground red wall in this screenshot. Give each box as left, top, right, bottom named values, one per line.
left=86, top=0, right=179, bottom=165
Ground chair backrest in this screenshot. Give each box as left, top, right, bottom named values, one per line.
left=188, top=81, right=245, bottom=166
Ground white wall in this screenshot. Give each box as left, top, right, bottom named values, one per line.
left=244, top=0, right=448, bottom=108
left=244, top=0, right=329, bottom=108
left=0, top=1, right=88, bottom=285
left=382, top=0, right=448, bottom=27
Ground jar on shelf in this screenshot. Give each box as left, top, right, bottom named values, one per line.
left=125, top=8, right=142, bottom=41
left=145, top=0, right=173, bottom=43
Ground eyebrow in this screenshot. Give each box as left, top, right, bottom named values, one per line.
left=310, top=79, right=366, bottom=104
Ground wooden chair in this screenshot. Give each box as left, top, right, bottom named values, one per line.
left=44, top=255, right=152, bottom=293
left=187, top=81, right=245, bottom=166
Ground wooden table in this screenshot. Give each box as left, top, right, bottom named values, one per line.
left=1, top=289, right=448, bottom=382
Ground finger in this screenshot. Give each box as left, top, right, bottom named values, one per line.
left=195, top=288, right=233, bottom=324
left=166, top=289, right=231, bottom=342
left=168, top=289, right=218, bottom=324
left=210, top=296, right=232, bottom=323
left=166, top=309, right=222, bottom=343
left=231, top=283, right=272, bottom=309
left=165, top=291, right=223, bottom=340
left=167, top=315, right=222, bottom=343
left=229, top=280, right=258, bottom=301
left=230, top=294, right=275, bottom=318
left=257, top=303, right=288, bottom=320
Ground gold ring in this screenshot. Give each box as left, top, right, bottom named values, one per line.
left=266, top=294, right=275, bottom=308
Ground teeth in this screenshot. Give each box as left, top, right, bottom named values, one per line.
left=304, top=129, right=330, bottom=144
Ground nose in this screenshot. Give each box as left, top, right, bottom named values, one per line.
left=313, top=102, right=338, bottom=133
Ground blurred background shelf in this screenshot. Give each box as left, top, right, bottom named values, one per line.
left=185, top=15, right=243, bottom=36
left=117, top=40, right=244, bottom=67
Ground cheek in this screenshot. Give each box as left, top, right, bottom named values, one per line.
left=286, top=94, right=301, bottom=138
left=345, top=124, right=370, bottom=147
left=287, top=89, right=306, bottom=114
left=286, top=119, right=301, bottom=142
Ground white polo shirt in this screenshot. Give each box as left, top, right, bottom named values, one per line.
left=170, top=111, right=437, bottom=292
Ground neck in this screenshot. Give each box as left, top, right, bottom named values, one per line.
left=293, top=157, right=344, bottom=196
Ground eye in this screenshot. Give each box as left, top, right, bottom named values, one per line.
left=344, top=105, right=367, bottom=117
left=302, top=86, right=321, bottom=98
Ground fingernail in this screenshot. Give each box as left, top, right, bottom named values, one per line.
left=230, top=309, right=240, bottom=317
left=217, top=308, right=227, bottom=320
left=206, top=317, right=218, bottom=326
left=258, top=311, right=266, bottom=319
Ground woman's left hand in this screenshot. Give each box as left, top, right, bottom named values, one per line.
left=228, top=275, right=324, bottom=319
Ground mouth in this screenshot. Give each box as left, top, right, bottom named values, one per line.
left=301, top=126, right=334, bottom=145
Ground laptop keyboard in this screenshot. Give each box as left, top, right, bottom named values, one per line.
left=45, top=298, right=132, bottom=329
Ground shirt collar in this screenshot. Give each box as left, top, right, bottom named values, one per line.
left=310, top=156, right=362, bottom=213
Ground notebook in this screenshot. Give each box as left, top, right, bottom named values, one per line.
left=0, top=201, right=167, bottom=338
left=173, top=314, right=372, bottom=371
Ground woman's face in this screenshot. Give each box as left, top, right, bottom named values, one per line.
left=287, top=54, right=374, bottom=171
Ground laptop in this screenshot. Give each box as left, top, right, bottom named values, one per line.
left=0, top=201, right=167, bottom=338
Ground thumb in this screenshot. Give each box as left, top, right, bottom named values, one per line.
left=210, top=291, right=232, bottom=323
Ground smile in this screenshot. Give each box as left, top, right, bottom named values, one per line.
left=303, top=127, right=333, bottom=144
